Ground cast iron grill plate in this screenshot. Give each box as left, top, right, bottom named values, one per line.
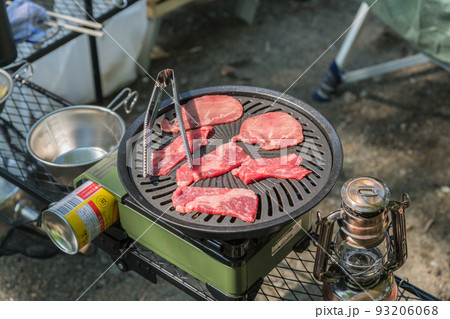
left=118, top=86, right=342, bottom=239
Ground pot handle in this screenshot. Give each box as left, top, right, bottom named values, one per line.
left=106, top=88, right=138, bottom=114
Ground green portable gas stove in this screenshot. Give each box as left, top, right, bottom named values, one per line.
left=74, top=86, right=343, bottom=299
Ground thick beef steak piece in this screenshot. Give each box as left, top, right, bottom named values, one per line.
left=232, top=154, right=311, bottom=184
left=232, top=112, right=304, bottom=150
left=150, top=126, right=213, bottom=176
left=161, top=95, right=243, bottom=133
left=176, top=142, right=250, bottom=187
left=172, top=186, right=258, bottom=223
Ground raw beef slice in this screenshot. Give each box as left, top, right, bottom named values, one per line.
left=172, top=186, right=258, bottom=223
left=232, top=154, right=311, bottom=184
left=150, top=126, right=213, bottom=176
left=232, top=112, right=303, bottom=150
left=176, top=142, right=250, bottom=187
left=161, top=95, right=243, bottom=133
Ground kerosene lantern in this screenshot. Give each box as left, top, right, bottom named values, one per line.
left=313, top=176, right=410, bottom=301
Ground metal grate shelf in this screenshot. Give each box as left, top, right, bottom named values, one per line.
left=127, top=241, right=439, bottom=301
left=259, top=248, right=439, bottom=301
left=0, top=77, right=73, bottom=203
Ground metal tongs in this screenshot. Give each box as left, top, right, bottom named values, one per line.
left=143, top=69, right=193, bottom=177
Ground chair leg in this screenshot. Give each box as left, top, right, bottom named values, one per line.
left=342, top=53, right=432, bottom=83
left=313, top=2, right=371, bottom=102
left=312, top=60, right=343, bottom=102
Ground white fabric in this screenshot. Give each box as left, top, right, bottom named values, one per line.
left=31, top=0, right=147, bottom=104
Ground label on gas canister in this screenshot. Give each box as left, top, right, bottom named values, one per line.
left=45, top=181, right=119, bottom=250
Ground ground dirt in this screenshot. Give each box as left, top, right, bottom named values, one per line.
left=0, top=0, right=449, bottom=301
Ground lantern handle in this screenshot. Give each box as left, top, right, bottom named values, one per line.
left=386, top=193, right=410, bottom=272
left=313, top=209, right=344, bottom=282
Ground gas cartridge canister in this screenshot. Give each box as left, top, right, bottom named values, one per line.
left=42, top=181, right=119, bottom=254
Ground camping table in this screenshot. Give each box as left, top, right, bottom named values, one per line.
left=0, top=75, right=440, bottom=301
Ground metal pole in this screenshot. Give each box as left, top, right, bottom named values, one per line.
left=335, top=2, right=371, bottom=69
left=85, top=0, right=103, bottom=104
left=313, top=2, right=371, bottom=102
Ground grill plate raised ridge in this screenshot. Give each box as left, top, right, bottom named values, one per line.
left=118, top=86, right=342, bottom=239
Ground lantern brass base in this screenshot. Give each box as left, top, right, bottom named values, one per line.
left=322, top=273, right=398, bottom=301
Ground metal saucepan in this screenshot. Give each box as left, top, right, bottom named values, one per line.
left=26, top=88, right=138, bottom=187
left=0, top=63, right=33, bottom=114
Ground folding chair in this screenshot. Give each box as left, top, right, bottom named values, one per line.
left=313, top=1, right=450, bottom=102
